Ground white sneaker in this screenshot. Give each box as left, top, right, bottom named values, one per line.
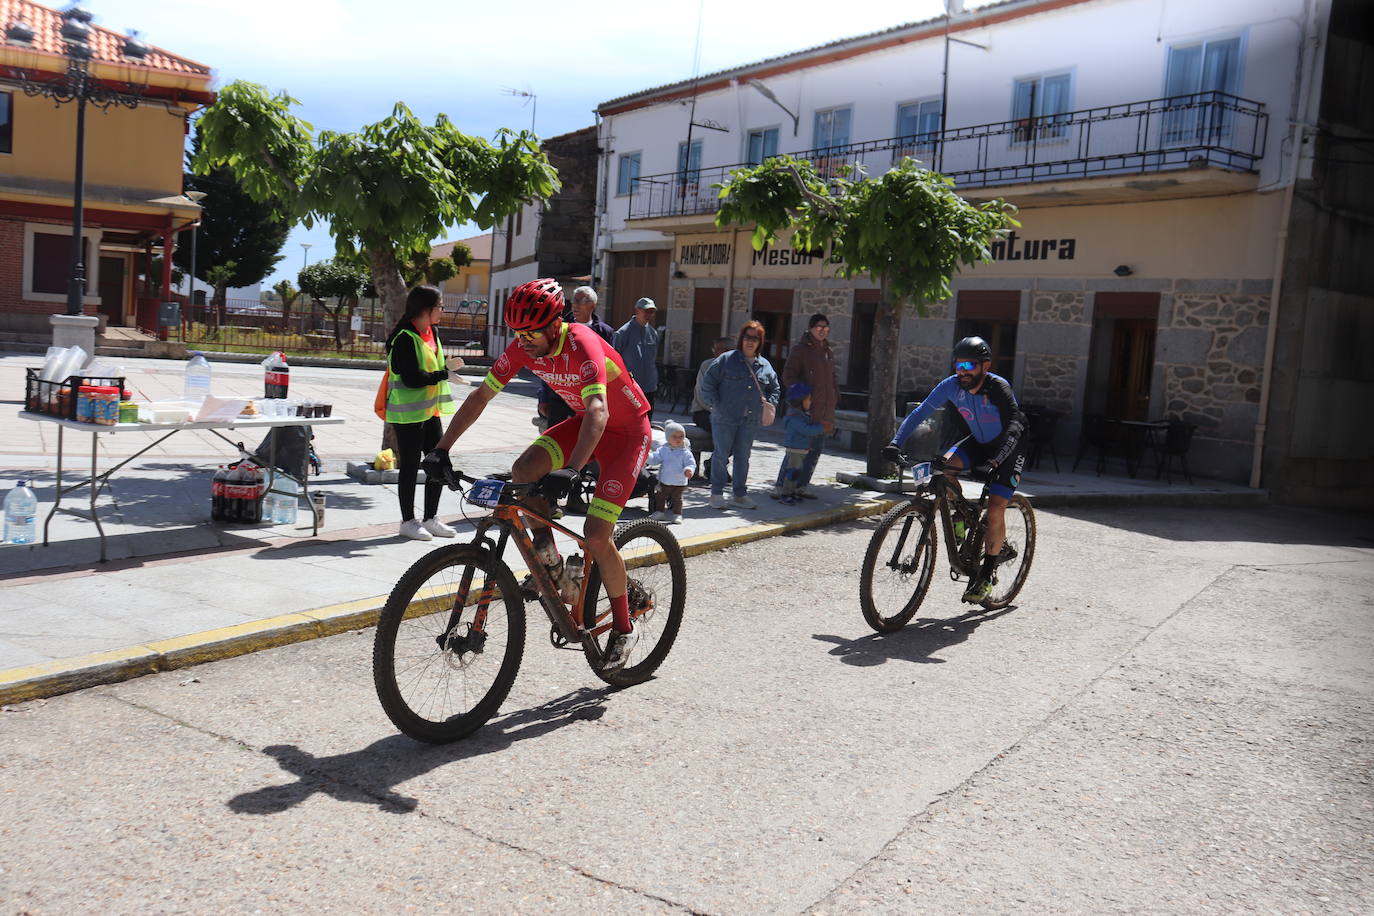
left=669, top=514, right=683, bottom=525
left=421, top=517, right=456, bottom=538
left=399, top=519, right=433, bottom=541
left=731, top=494, right=758, bottom=509
left=710, top=493, right=729, bottom=509
left=650, top=510, right=671, bottom=521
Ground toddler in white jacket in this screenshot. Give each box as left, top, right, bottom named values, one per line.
left=651, top=421, right=695, bottom=524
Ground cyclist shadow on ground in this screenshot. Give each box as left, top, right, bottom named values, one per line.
left=813, top=605, right=1018, bottom=668
left=226, top=685, right=614, bottom=816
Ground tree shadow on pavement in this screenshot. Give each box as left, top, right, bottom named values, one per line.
left=814, top=605, right=1017, bottom=667
left=226, top=685, right=614, bottom=816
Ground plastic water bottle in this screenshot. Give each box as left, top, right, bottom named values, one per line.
left=278, top=477, right=299, bottom=526
left=559, top=553, right=584, bottom=605
left=4, top=480, right=38, bottom=545
left=184, top=351, right=212, bottom=403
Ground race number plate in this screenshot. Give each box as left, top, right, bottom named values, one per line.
left=909, top=462, right=933, bottom=486
left=467, top=478, right=506, bottom=508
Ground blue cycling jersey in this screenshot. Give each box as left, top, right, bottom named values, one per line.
left=893, top=373, right=1026, bottom=466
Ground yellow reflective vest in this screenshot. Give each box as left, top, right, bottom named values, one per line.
left=386, top=328, right=455, bottom=423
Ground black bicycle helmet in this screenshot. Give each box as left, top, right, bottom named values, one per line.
left=505, top=278, right=565, bottom=331
left=952, top=336, right=992, bottom=364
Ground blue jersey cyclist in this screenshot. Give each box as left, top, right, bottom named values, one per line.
left=423, top=278, right=652, bottom=670
left=883, top=336, right=1028, bottom=603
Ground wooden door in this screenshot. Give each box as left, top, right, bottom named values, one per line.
left=1106, top=318, right=1156, bottom=420
left=98, top=256, right=126, bottom=326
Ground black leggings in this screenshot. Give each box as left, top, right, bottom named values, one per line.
left=394, top=416, right=443, bottom=521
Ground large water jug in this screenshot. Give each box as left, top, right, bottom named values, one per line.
left=3, top=480, right=38, bottom=545
left=277, top=477, right=299, bottom=526
left=184, top=351, right=212, bottom=403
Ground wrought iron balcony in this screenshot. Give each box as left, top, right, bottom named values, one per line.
left=626, top=91, right=1268, bottom=221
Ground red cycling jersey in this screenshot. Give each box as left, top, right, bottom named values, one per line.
left=483, top=322, right=650, bottom=428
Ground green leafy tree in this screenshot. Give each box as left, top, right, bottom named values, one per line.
left=174, top=129, right=291, bottom=325
left=715, top=156, right=1019, bottom=474
left=192, top=81, right=558, bottom=328
left=298, top=259, right=367, bottom=347
left=203, top=262, right=238, bottom=336
left=272, top=279, right=300, bottom=333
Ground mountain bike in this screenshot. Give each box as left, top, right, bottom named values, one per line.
left=373, top=468, right=687, bottom=743
left=859, top=455, right=1035, bottom=633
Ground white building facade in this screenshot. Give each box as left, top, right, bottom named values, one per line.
left=592, top=0, right=1331, bottom=485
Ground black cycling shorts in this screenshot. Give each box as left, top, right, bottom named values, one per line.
left=946, top=436, right=1026, bottom=500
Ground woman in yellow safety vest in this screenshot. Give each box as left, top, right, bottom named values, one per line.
left=385, top=286, right=459, bottom=540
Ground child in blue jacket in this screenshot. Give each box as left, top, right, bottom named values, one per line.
left=651, top=420, right=696, bottom=524
left=777, top=384, right=825, bottom=504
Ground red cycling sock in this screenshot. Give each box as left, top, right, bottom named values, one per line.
left=610, top=593, right=631, bottom=633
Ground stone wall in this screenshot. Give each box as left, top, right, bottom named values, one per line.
left=1021, top=289, right=1087, bottom=413
left=1161, top=291, right=1268, bottom=441
left=1019, top=353, right=1081, bottom=412
left=667, top=285, right=692, bottom=364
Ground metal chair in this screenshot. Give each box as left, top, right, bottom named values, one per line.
left=1073, top=414, right=1117, bottom=476
left=1023, top=407, right=1062, bottom=473
left=1156, top=420, right=1197, bottom=484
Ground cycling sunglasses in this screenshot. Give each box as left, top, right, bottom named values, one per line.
left=953, top=359, right=980, bottom=372
left=514, top=324, right=553, bottom=342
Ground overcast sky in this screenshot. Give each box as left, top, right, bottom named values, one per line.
left=84, top=0, right=983, bottom=288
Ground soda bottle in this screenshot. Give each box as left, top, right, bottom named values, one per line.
left=242, top=465, right=263, bottom=524
left=264, top=352, right=290, bottom=399
left=224, top=464, right=243, bottom=523
left=3, top=480, right=38, bottom=545
left=211, top=466, right=227, bottom=521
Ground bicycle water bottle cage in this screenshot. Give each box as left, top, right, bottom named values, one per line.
left=467, top=479, right=507, bottom=508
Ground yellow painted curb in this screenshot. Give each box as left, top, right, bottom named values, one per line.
left=0, top=498, right=902, bottom=706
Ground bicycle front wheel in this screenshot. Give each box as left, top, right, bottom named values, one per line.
left=982, top=494, right=1036, bottom=610
left=373, top=544, right=526, bottom=743
left=582, top=519, right=687, bottom=688
left=860, top=499, right=938, bottom=633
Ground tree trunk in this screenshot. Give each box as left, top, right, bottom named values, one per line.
left=365, top=241, right=408, bottom=330
left=865, top=284, right=903, bottom=476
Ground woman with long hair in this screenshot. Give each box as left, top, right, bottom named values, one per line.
left=384, top=286, right=461, bottom=540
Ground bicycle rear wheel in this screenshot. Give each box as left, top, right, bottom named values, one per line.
left=373, top=544, right=526, bottom=743
left=981, top=494, right=1036, bottom=610
left=860, top=499, right=938, bottom=633
left=582, top=519, right=687, bottom=688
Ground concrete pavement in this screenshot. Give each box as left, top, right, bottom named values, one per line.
left=0, top=351, right=1264, bottom=704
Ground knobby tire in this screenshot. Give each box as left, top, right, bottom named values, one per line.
left=373, top=544, right=526, bottom=743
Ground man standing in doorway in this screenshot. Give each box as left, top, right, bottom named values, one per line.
left=772, top=313, right=838, bottom=499
left=613, top=297, right=660, bottom=418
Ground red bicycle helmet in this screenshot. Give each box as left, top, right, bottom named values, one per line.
left=504, top=278, right=564, bottom=331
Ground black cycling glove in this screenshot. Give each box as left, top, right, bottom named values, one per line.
left=881, top=443, right=904, bottom=465
left=538, top=468, right=580, bottom=502
left=421, top=448, right=455, bottom=487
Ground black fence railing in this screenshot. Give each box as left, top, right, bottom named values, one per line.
left=627, top=91, right=1268, bottom=220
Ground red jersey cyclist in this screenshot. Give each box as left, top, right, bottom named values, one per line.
left=422, top=278, right=653, bottom=669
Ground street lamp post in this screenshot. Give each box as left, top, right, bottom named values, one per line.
left=5, top=7, right=149, bottom=317
left=301, top=242, right=313, bottom=271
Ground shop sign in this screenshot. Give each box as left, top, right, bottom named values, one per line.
left=678, top=241, right=732, bottom=266
left=989, top=231, right=1077, bottom=261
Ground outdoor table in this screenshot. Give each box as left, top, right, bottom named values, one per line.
left=1113, top=419, right=1169, bottom=478
left=18, top=411, right=345, bottom=561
